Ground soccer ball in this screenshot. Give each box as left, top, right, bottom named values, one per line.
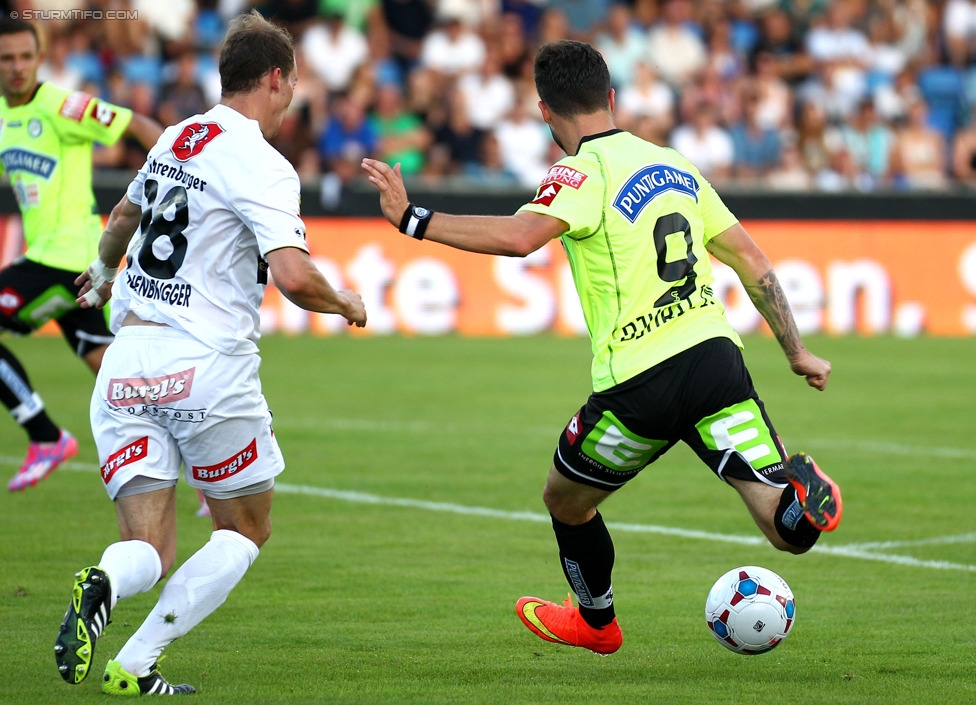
left=704, top=566, right=795, bottom=655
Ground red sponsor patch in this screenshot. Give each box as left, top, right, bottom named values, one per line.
left=90, top=100, right=117, bottom=127
left=59, top=92, right=93, bottom=122
left=531, top=182, right=562, bottom=207
left=0, top=286, right=23, bottom=316
left=565, top=411, right=582, bottom=445
left=101, top=437, right=148, bottom=484
left=541, top=165, right=588, bottom=189
left=170, top=122, right=225, bottom=162
left=108, top=367, right=195, bottom=407
left=192, top=439, right=258, bottom=482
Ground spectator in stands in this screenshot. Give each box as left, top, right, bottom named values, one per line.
left=765, top=141, right=814, bottom=191
left=380, top=0, right=435, bottom=79
left=272, top=105, right=324, bottom=181
left=705, top=16, right=745, bottom=83
left=803, top=1, right=870, bottom=120
left=291, top=48, right=330, bottom=137
left=496, top=12, right=532, bottom=80
left=751, top=50, right=793, bottom=131
left=749, top=7, right=814, bottom=85
left=795, top=99, right=842, bottom=180
left=864, top=10, right=909, bottom=91
left=594, top=3, right=648, bottom=90
left=256, top=0, right=319, bottom=38
left=615, top=61, right=675, bottom=137
left=301, top=12, right=370, bottom=96
left=372, top=81, right=430, bottom=175
left=157, top=52, right=209, bottom=127
left=890, top=99, right=948, bottom=190
left=874, top=65, right=921, bottom=125
left=493, top=95, right=550, bottom=188
left=814, top=144, right=861, bottom=192
left=729, top=84, right=782, bottom=180
left=457, top=48, right=516, bottom=131
left=678, top=62, right=739, bottom=127
left=839, top=98, right=894, bottom=190
left=646, top=0, right=708, bottom=88
left=951, top=115, right=976, bottom=186
left=549, top=0, right=612, bottom=40
left=890, top=0, right=932, bottom=65
left=669, top=100, right=734, bottom=183
left=133, top=0, right=197, bottom=55
left=462, top=131, right=520, bottom=185
left=318, top=90, right=378, bottom=184
left=419, top=3, right=486, bottom=79
left=433, top=88, right=485, bottom=174
left=320, top=0, right=384, bottom=34
left=38, top=33, right=83, bottom=91
left=943, top=0, right=976, bottom=67
left=537, top=7, right=572, bottom=46
left=404, top=66, right=441, bottom=123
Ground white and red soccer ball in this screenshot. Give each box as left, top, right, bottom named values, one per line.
left=705, top=566, right=795, bottom=654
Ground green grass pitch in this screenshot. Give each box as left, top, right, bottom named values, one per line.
left=1, top=333, right=974, bottom=704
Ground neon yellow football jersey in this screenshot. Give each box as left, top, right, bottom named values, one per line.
left=518, top=129, right=743, bottom=392
left=0, top=83, right=132, bottom=271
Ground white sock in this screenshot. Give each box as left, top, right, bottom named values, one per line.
left=115, top=530, right=259, bottom=676
left=98, top=540, right=162, bottom=610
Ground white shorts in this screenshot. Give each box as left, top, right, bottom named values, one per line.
left=91, top=326, right=285, bottom=500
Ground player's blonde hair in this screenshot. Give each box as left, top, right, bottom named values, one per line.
left=219, top=10, right=294, bottom=97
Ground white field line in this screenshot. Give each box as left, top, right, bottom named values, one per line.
left=4, top=454, right=974, bottom=573
left=277, top=417, right=976, bottom=460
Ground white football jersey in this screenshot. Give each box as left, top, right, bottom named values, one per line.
left=111, top=104, right=308, bottom=355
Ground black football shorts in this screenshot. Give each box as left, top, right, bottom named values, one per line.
left=554, top=336, right=789, bottom=490
left=0, top=257, right=114, bottom=357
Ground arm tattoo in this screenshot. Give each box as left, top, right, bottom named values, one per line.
left=744, top=269, right=803, bottom=358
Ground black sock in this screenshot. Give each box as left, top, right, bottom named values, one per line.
left=551, top=511, right=616, bottom=628
left=774, top=486, right=822, bottom=549
left=0, top=343, right=59, bottom=443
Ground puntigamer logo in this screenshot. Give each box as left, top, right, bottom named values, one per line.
left=613, top=165, right=699, bottom=223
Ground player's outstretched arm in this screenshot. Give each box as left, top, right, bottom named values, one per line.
left=75, top=195, right=143, bottom=309
left=361, top=157, right=565, bottom=256
left=706, top=222, right=831, bottom=391
left=265, top=246, right=366, bottom=327
left=125, top=113, right=165, bottom=152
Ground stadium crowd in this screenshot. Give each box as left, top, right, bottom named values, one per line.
left=10, top=0, right=976, bottom=192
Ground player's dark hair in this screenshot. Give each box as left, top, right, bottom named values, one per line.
left=534, top=40, right=611, bottom=118
left=219, top=10, right=295, bottom=96
left=0, top=17, right=40, bottom=50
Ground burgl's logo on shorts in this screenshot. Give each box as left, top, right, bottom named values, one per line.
left=191, top=439, right=258, bottom=482
left=101, top=436, right=148, bottom=484
left=108, top=367, right=195, bottom=407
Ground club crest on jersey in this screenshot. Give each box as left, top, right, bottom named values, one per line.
left=531, top=182, right=562, bottom=206
left=613, top=164, right=699, bottom=224
left=171, top=122, right=225, bottom=162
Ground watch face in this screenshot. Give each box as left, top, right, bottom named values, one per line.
left=413, top=206, right=430, bottom=218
